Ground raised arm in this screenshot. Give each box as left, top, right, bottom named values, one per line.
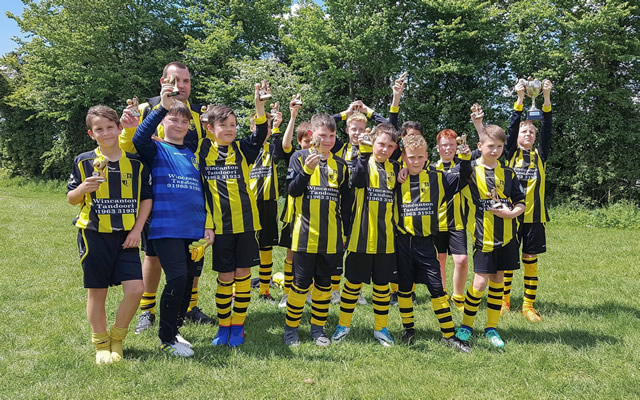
left=538, top=80, right=553, bottom=163
left=282, top=95, right=301, bottom=153
left=239, top=83, right=268, bottom=164
left=505, top=81, right=526, bottom=161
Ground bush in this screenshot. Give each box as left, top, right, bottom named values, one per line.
left=550, top=200, right=640, bottom=229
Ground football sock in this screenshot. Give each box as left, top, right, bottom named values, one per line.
left=338, top=280, right=363, bottom=328
left=285, top=283, right=310, bottom=328
left=431, top=295, right=455, bottom=339
left=231, top=274, right=251, bottom=325
left=259, top=248, right=273, bottom=295
left=216, top=278, right=234, bottom=326
left=452, top=293, right=465, bottom=309
left=502, top=271, right=513, bottom=304
left=283, top=258, right=293, bottom=295
left=390, top=282, right=399, bottom=294
left=462, top=285, right=484, bottom=329
left=523, top=256, right=539, bottom=309
left=91, top=332, right=112, bottom=365
left=140, top=292, right=156, bottom=314
left=486, top=280, right=504, bottom=330
left=310, top=282, right=331, bottom=327
left=109, top=325, right=128, bottom=362
left=331, top=275, right=341, bottom=293
left=397, top=290, right=414, bottom=329
left=372, top=284, right=391, bottom=331
left=187, top=289, right=198, bottom=312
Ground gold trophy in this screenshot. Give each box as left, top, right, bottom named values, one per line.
left=292, top=93, right=302, bottom=106
left=360, top=127, right=373, bottom=146
left=92, top=158, right=108, bottom=181
left=397, top=71, right=408, bottom=83
left=524, top=77, right=543, bottom=120
left=259, top=80, right=272, bottom=101
left=487, top=188, right=502, bottom=209
left=126, top=96, right=140, bottom=117
left=456, top=133, right=467, bottom=154
left=163, top=73, right=180, bottom=97
left=270, top=101, right=280, bottom=119
left=470, top=103, right=484, bottom=120
left=310, top=136, right=321, bottom=155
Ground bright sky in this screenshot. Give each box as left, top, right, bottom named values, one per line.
left=1, top=0, right=26, bottom=56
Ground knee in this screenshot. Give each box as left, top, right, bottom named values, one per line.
left=293, top=276, right=313, bottom=290
left=314, top=275, right=331, bottom=289
left=124, top=281, right=144, bottom=299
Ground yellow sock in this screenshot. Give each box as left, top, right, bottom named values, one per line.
left=452, top=293, right=465, bottom=310
left=310, top=283, right=331, bottom=327
left=431, top=295, right=455, bottom=338
left=338, top=280, right=362, bottom=328
left=331, top=275, right=341, bottom=292
left=259, top=249, right=273, bottom=295
left=486, top=280, right=504, bottom=329
left=523, top=257, right=539, bottom=309
left=109, top=325, right=128, bottom=362
left=502, top=271, right=513, bottom=305
left=283, top=258, right=293, bottom=295
left=231, top=274, right=251, bottom=325
left=462, top=285, right=484, bottom=329
left=372, top=284, right=390, bottom=331
left=187, top=289, right=198, bottom=312
left=286, top=283, right=310, bottom=328
left=139, top=292, right=156, bottom=314
left=397, top=290, right=414, bottom=329
left=390, top=282, right=399, bottom=294
left=216, top=279, right=234, bottom=326
left=91, top=332, right=112, bottom=365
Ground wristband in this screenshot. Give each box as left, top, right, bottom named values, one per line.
left=341, top=112, right=347, bottom=121
left=254, top=114, right=267, bottom=125
left=542, top=104, right=552, bottom=113
left=272, top=127, right=280, bottom=134
left=390, top=106, right=399, bottom=113
left=513, top=102, right=524, bottom=112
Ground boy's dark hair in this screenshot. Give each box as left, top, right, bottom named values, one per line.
left=371, top=122, right=399, bottom=143
left=400, top=121, right=422, bottom=137
left=162, top=61, right=189, bottom=78
left=296, top=121, right=311, bottom=142
left=205, top=105, right=236, bottom=127
left=167, top=102, right=192, bottom=121
left=310, top=113, right=336, bottom=133
left=480, top=124, right=507, bottom=143
left=86, top=105, right=119, bottom=130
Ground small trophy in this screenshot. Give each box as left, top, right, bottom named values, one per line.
left=163, top=74, right=180, bottom=97
left=456, top=134, right=467, bottom=154
left=360, top=127, right=373, bottom=146
left=487, top=188, right=503, bottom=209
left=259, top=80, right=272, bottom=101
left=470, top=103, right=484, bottom=120
left=397, top=71, right=408, bottom=83
left=310, top=136, right=321, bottom=155
left=270, top=101, right=280, bottom=119
left=126, top=96, right=140, bottom=117
left=92, top=158, right=108, bottom=181
left=292, top=93, right=302, bottom=106
left=525, top=77, right=543, bottom=120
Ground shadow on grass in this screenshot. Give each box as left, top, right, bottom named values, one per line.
left=505, top=297, right=640, bottom=320
left=501, top=326, right=619, bottom=348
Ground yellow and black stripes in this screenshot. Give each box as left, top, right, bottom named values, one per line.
left=259, top=248, right=273, bottom=295
left=372, top=284, right=391, bottom=331
left=188, top=289, right=198, bottom=312
left=140, top=292, right=156, bottom=314
left=433, top=159, right=471, bottom=231
left=283, top=259, right=293, bottom=295
left=398, top=290, right=415, bottom=329
left=462, top=286, right=483, bottom=329
left=310, top=283, right=331, bottom=327
left=431, top=295, right=455, bottom=338
left=338, top=281, right=363, bottom=328
left=286, top=283, right=310, bottom=328
left=523, top=256, right=539, bottom=308
left=508, top=148, right=548, bottom=223
left=486, top=280, right=504, bottom=329
left=216, top=279, right=234, bottom=326
left=503, top=270, right=514, bottom=304
left=231, top=274, right=251, bottom=325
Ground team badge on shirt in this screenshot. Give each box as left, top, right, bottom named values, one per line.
left=121, top=172, right=133, bottom=187
left=420, top=180, right=430, bottom=195
left=191, top=156, right=199, bottom=171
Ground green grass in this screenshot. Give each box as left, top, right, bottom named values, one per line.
left=1, top=182, right=639, bottom=399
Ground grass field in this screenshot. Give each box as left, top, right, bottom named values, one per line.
left=1, top=181, right=639, bottom=399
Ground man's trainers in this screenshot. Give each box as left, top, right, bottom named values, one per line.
left=331, top=290, right=341, bottom=305
left=441, top=336, right=472, bottom=353
left=310, top=324, right=331, bottom=347
left=259, top=292, right=276, bottom=304
left=374, top=327, right=394, bottom=347
left=331, top=325, right=351, bottom=344
left=357, top=293, right=367, bottom=305
left=135, top=311, right=155, bottom=334
left=283, top=326, right=300, bottom=347
left=401, top=328, right=416, bottom=345
left=522, top=306, right=542, bottom=323
left=160, top=340, right=194, bottom=357
left=455, top=326, right=473, bottom=342
left=500, top=301, right=511, bottom=317
left=228, top=325, right=245, bottom=347
left=389, top=292, right=398, bottom=306
left=211, top=325, right=230, bottom=346
left=485, top=328, right=505, bottom=349
left=278, top=294, right=288, bottom=308
left=185, top=306, right=216, bottom=325
left=176, top=332, right=192, bottom=348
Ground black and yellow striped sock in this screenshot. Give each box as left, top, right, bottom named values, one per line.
left=216, top=279, right=234, bottom=327
left=283, top=258, right=293, bottom=295
left=397, top=290, right=414, bottom=329
left=187, top=289, right=198, bottom=312
left=140, top=292, right=156, bottom=314
left=331, top=275, right=341, bottom=293
left=502, top=270, right=513, bottom=305
left=259, top=248, right=273, bottom=295
left=338, top=280, right=363, bottom=328
left=286, top=283, right=310, bottom=328
left=431, top=295, right=455, bottom=338
left=486, top=280, right=504, bottom=329
left=372, top=284, right=391, bottom=331
left=462, top=285, right=484, bottom=329
left=523, top=256, right=539, bottom=310
left=310, top=283, right=331, bottom=327
left=231, top=274, right=251, bottom=325
left=452, top=293, right=465, bottom=310
left=390, top=282, right=399, bottom=294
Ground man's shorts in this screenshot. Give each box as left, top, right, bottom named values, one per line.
left=257, top=200, right=279, bottom=248
left=140, top=220, right=156, bottom=257
left=472, top=240, right=520, bottom=274
left=212, top=231, right=260, bottom=272
left=78, top=229, right=142, bottom=288
left=278, top=222, right=292, bottom=249
left=396, top=234, right=441, bottom=289
left=344, top=252, right=397, bottom=285
left=518, top=222, right=547, bottom=254
left=292, top=252, right=342, bottom=287
left=434, top=229, right=468, bottom=255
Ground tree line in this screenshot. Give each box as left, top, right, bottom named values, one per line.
left=1, top=0, right=639, bottom=205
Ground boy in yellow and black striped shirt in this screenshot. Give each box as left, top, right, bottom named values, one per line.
left=331, top=123, right=400, bottom=347
left=67, top=105, right=152, bottom=364
left=283, top=114, right=350, bottom=347
left=454, top=123, right=526, bottom=350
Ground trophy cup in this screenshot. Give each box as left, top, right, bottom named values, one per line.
left=310, top=136, right=321, bottom=155
left=525, top=77, right=543, bottom=120
left=259, top=80, right=272, bottom=101
left=470, top=103, right=484, bottom=120
left=293, top=93, right=302, bottom=106
left=360, top=127, right=373, bottom=146
left=487, top=188, right=503, bottom=209
left=92, top=158, right=108, bottom=181
left=456, top=133, right=467, bottom=154
left=397, top=71, right=408, bottom=84
left=270, top=101, right=280, bottom=119
left=163, top=74, right=180, bottom=97
left=126, top=96, right=141, bottom=117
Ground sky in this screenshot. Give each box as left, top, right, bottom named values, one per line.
left=1, top=0, right=26, bottom=56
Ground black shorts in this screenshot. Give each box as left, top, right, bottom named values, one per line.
left=78, top=229, right=142, bottom=289
left=292, top=252, right=342, bottom=288
left=212, top=231, right=260, bottom=272
left=472, top=240, right=520, bottom=274
left=278, top=222, right=292, bottom=249
left=518, top=222, right=547, bottom=254
left=150, top=238, right=204, bottom=280
left=257, top=200, right=279, bottom=248
left=344, top=252, right=397, bottom=285
left=434, top=229, right=468, bottom=255
left=140, top=220, right=156, bottom=257
left=396, top=234, right=443, bottom=292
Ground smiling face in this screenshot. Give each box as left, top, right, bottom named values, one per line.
left=209, top=115, right=238, bottom=145
left=87, top=115, right=120, bottom=149
left=437, top=136, right=457, bottom=162
left=347, top=119, right=367, bottom=145
left=161, top=113, right=191, bottom=143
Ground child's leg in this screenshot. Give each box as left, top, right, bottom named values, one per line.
left=461, top=273, right=489, bottom=330
left=259, top=247, right=273, bottom=296
left=87, top=288, right=111, bottom=364
left=139, top=255, right=161, bottom=315
left=212, top=276, right=234, bottom=346
left=501, top=270, right=513, bottom=313
left=485, top=272, right=504, bottom=331
left=337, top=280, right=363, bottom=328
left=310, top=276, right=331, bottom=329
left=283, top=249, right=293, bottom=295
left=423, top=263, right=454, bottom=339
left=522, top=253, right=540, bottom=317
left=437, top=253, right=447, bottom=289
left=111, top=279, right=143, bottom=362
left=231, top=268, right=251, bottom=325
left=372, top=281, right=391, bottom=331
left=451, top=254, right=469, bottom=310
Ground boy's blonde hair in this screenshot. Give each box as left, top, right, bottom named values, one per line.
left=480, top=124, right=506, bottom=143
left=370, top=123, right=398, bottom=143
left=520, top=120, right=538, bottom=134
left=402, top=132, right=427, bottom=152
left=346, top=112, right=367, bottom=129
